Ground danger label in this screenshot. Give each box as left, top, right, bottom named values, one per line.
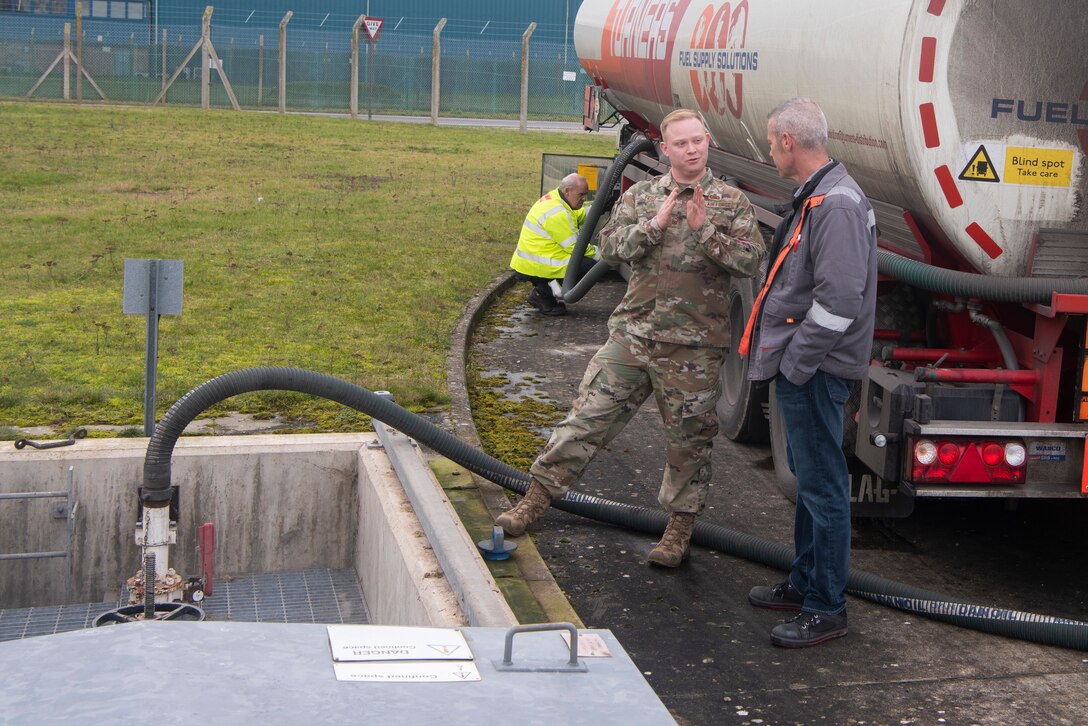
left=958, top=145, right=1000, bottom=182
left=1003, top=146, right=1074, bottom=186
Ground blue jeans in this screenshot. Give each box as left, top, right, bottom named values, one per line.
left=775, top=370, right=852, bottom=616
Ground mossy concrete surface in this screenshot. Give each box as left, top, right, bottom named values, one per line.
left=428, top=456, right=583, bottom=627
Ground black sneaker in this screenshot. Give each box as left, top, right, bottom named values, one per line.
left=748, top=581, right=805, bottom=611
left=770, top=610, right=848, bottom=648
left=528, top=288, right=566, bottom=316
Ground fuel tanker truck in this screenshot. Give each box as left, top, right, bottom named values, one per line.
left=567, top=0, right=1088, bottom=516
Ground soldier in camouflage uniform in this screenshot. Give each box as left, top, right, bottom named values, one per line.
left=497, top=108, right=766, bottom=567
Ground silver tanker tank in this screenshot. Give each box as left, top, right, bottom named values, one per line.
left=575, top=0, right=1086, bottom=278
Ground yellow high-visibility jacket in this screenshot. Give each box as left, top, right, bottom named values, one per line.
left=509, top=188, right=597, bottom=279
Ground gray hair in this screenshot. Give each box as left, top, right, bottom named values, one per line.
left=768, top=98, right=828, bottom=151
left=559, top=173, right=588, bottom=193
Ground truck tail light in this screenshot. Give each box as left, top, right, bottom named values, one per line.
left=908, top=437, right=1026, bottom=484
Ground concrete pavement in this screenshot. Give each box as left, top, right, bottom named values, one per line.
left=449, top=272, right=1088, bottom=726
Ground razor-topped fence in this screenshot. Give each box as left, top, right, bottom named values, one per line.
left=0, top=3, right=589, bottom=122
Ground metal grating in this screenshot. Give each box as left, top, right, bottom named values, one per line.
left=203, top=568, right=370, bottom=625
left=1029, top=228, right=1088, bottom=279
left=0, top=568, right=368, bottom=643
left=0, top=600, right=116, bottom=642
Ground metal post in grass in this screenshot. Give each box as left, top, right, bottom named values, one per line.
left=431, top=18, right=446, bottom=125
left=122, top=259, right=184, bottom=436
left=62, top=23, right=71, bottom=100
left=257, top=35, right=264, bottom=107
left=76, top=3, right=82, bottom=103
left=161, top=29, right=167, bottom=100
left=278, top=11, right=292, bottom=113
left=361, top=17, right=383, bottom=121
left=350, top=15, right=363, bottom=119
left=520, top=23, right=536, bottom=133
left=201, top=7, right=211, bottom=109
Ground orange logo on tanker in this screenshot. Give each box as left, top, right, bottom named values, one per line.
left=688, top=1, right=751, bottom=119
left=597, top=0, right=692, bottom=106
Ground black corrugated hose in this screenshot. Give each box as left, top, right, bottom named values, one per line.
left=558, top=134, right=657, bottom=304
left=143, top=366, right=1088, bottom=651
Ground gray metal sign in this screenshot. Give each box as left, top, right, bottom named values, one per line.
left=122, top=259, right=183, bottom=316
left=122, top=259, right=184, bottom=435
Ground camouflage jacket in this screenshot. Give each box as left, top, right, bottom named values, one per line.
left=598, top=170, right=765, bottom=347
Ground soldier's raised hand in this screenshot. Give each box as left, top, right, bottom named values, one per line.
left=687, top=185, right=705, bottom=229
left=655, top=188, right=679, bottom=230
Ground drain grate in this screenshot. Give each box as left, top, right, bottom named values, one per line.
left=0, top=568, right=369, bottom=642
left=203, top=568, right=370, bottom=624
left=0, top=600, right=116, bottom=642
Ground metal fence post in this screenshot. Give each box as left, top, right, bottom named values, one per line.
left=161, top=29, right=167, bottom=100
left=62, top=24, right=71, bottom=100
left=430, top=18, right=446, bottom=125
left=257, top=34, right=264, bottom=107
left=278, top=11, right=292, bottom=114
left=520, top=22, right=536, bottom=133
left=75, top=3, right=82, bottom=102
left=200, top=7, right=211, bottom=109
left=350, top=15, right=364, bottom=119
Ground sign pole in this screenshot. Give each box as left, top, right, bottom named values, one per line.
left=367, top=39, right=374, bottom=120
left=360, top=17, right=383, bottom=121
left=143, top=260, right=160, bottom=435
left=123, top=259, right=184, bottom=437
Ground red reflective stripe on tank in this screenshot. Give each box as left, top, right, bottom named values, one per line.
left=1081, top=437, right=1088, bottom=494
left=927, top=0, right=946, bottom=16
left=966, top=223, right=1003, bottom=259
left=919, top=103, right=939, bottom=148
left=934, top=166, right=962, bottom=208
left=919, top=37, right=936, bottom=82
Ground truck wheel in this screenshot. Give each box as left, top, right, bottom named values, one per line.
left=718, top=275, right=769, bottom=443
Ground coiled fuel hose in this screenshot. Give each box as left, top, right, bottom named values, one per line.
left=142, top=367, right=1088, bottom=651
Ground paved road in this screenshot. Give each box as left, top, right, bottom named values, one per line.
left=469, top=275, right=1088, bottom=726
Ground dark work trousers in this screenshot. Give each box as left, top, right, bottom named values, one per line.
left=775, top=369, right=853, bottom=616
left=515, top=256, right=597, bottom=306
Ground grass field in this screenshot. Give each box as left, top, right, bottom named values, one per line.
left=0, top=101, right=616, bottom=434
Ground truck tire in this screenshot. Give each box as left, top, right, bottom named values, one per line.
left=718, top=275, right=770, bottom=443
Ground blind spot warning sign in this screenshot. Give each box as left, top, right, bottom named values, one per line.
left=1004, top=146, right=1074, bottom=186
left=959, top=145, right=1000, bottom=182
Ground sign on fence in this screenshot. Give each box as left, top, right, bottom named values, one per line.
left=362, top=17, right=384, bottom=42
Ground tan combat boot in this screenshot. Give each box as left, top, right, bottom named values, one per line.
left=495, top=480, right=552, bottom=536
left=647, top=512, right=696, bottom=567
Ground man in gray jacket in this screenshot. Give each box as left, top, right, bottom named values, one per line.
left=741, top=98, right=878, bottom=648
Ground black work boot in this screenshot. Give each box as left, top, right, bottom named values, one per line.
left=528, top=287, right=566, bottom=316
left=770, top=610, right=848, bottom=648
left=748, top=581, right=805, bottom=611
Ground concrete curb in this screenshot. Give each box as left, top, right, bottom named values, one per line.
left=444, top=271, right=584, bottom=627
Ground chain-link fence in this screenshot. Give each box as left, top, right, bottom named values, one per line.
left=0, top=5, right=590, bottom=119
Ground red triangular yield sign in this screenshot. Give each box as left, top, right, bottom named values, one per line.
left=363, top=17, right=383, bottom=41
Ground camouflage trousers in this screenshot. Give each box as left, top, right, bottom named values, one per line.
left=530, top=331, right=723, bottom=514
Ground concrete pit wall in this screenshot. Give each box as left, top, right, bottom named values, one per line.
left=0, top=434, right=474, bottom=626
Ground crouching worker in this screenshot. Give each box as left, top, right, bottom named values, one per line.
left=496, top=109, right=766, bottom=566
left=510, top=173, right=597, bottom=316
